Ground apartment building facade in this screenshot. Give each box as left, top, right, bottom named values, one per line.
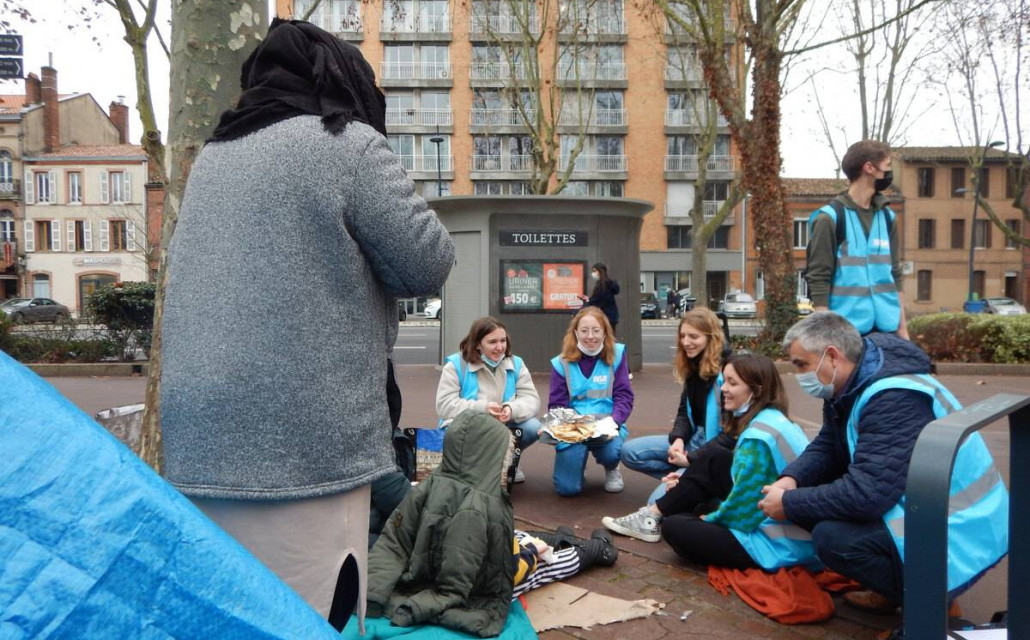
left=1, top=66, right=152, bottom=313
left=280, top=0, right=745, bottom=306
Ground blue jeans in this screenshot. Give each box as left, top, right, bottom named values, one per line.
left=811, top=519, right=903, bottom=603
left=553, top=435, right=624, bottom=497
left=515, top=417, right=543, bottom=451
left=621, top=434, right=684, bottom=504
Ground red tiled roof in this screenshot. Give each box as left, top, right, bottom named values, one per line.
left=32, top=145, right=146, bottom=159
left=783, top=178, right=848, bottom=197
left=894, top=146, right=1015, bottom=162
left=0, top=95, right=28, bottom=115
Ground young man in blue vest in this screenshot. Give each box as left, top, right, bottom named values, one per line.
left=760, top=312, right=1007, bottom=618
left=805, top=140, right=909, bottom=338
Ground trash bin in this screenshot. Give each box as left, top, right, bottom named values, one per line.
left=95, top=403, right=144, bottom=453
left=962, top=299, right=986, bottom=314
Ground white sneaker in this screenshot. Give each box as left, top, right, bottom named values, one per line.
left=602, top=507, right=661, bottom=543
left=513, top=467, right=526, bottom=484
left=604, top=467, right=624, bottom=493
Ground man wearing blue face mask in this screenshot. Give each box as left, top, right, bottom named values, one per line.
left=758, top=312, right=1008, bottom=623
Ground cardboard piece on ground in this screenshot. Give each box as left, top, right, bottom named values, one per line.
left=521, top=581, right=665, bottom=632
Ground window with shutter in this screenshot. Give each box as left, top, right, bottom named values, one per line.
left=24, top=170, right=33, bottom=204
left=50, top=220, right=61, bottom=251
left=48, top=170, right=57, bottom=203
left=24, top=220, right=34, bottom=252
left=127, top=221, right=136, bottom=251
left=124, top=172, right=132, bottom=203
left=100, top=171, right=109, bottom=204
left=67, top=220, right=76, bottom=251
left=83, top=219, right=93, bottom=252
left=100, top=219, right=110, bottom=251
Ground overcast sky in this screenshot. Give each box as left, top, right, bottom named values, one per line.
left=2, top=2, right=1022, bottom=178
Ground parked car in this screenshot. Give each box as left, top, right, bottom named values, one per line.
left=640, top=292, right=659, bottom=319
left=423, top=298, right=441, bottom=319
left=1, top=297, right=71, bottom=323
left=718, top=292, right=757, bottom=318
left=982, top=297, right=1027, bottom=316
left=797, top=296, right=815, bottom=316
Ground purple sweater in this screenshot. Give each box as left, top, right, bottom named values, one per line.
left=548, top=352, right=635, bottom=425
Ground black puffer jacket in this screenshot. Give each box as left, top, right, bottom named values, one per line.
left=366, top=411, right=515, bottom=637
left=781, top=333, right=937, bottom=529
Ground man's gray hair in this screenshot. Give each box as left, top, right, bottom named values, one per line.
left=782, top=311, right=864, bottom=362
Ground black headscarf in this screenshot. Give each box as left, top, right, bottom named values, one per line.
left=209, top=18, right=387, bottom=142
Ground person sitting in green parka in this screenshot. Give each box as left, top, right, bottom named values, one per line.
left=366, top=410, right=519, bottom=638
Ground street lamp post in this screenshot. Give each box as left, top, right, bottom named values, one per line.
left=956, top=140, right=1004, bottom=310
left=429, top=124, right=444, bottom=197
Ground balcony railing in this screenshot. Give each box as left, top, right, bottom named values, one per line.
left=559, top=62, right=626, bottom=81
left=469, top=62, right=529, bottom=80
left=558, top=154, right=627, bottom=172
left=664, top=109, right=728, bottom=127
left=380, top=15, right=451, bottom=34
left=380, top=62, right=452, bottom=80
left=471, top=154, right=533, bottom=172
left=664, top=155, right=735, bottom=172
left=0, top=179, right=20, bottom=199
left=470, top=14, right=541, bottom=35
left=396, top=154, right=454, bottom=172
left=558, top=108, right=625, bottom=127
left=560, top=16, right=627, bottom=36
left=664, top=65, right=704, bottom=82
left=385, top=108, right=453, bottom=126
left=305, top=13, right=363, bottom=35
left=470, top=108, right=525, bottom=126
left=664, top=15, right=733, bottom=37
left=664, top=201, right=727, bottom=218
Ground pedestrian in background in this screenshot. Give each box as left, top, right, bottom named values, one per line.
left=666, top=288, right=680, bottom=319
left=578, top=262, right=620, bottom=335
left=620, top=308, right=729, bottom=504
left=436, top=316, right=542, bottom=482
left=160, top=18, right=454, bottom=631
left=548, top=307, right=634, bottom=497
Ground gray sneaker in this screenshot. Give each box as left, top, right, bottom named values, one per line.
left=602, top=507, right=661, bottom=543
left=604, top=467, right=624, bottom=493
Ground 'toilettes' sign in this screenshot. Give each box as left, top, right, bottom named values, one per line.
left=499, top=230, right=588, bottom=247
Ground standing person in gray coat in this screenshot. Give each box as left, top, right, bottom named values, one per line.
left=160, top=19, right=454, bottom=632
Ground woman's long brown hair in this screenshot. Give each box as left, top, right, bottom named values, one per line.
left=673, top=307, right=725, bottom=384
left=721, top=352, right=789, bottom=437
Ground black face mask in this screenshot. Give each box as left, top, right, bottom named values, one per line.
left=874, top=170, right=893, bottom=192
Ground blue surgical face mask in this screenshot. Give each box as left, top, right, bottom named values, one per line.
left=480, top=352, right=501, bottom=368
left=797, top=349, right=837, bottom=400
left=731, top=393, right=754, bottom=417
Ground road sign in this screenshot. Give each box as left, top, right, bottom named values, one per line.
left=0, top=35, right=22, bottom=56
left=0, top=57, right=22, bottom=79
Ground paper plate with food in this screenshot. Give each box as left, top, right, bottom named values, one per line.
left=539, top=408, right=620, bottom=446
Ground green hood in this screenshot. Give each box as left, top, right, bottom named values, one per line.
left=438, top=410, right=514, bottom=494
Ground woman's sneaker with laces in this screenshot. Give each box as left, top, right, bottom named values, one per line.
left=601, top=507, right=661, bottom=542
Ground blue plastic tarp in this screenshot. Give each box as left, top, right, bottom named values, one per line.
left=0, top=351, right=341, bottom=640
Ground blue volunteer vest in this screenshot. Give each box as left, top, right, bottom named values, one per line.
left=847, top=375, right=1009, bottom=594
left=685, top=371, right=724, bottom=451
left=810, top=205, right=900, bottom=334
left=439, top=353, right=523, bottom=427
left=550, top=343, right=626, bottom=417
left=730, top=408, right=821, bottom=570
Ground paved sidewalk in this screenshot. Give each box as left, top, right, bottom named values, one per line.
left=49, top=363, right=1024, bottom=639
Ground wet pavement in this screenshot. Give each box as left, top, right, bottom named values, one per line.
left=48, top=363, right=1026, bottom=639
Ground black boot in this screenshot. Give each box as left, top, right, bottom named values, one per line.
left=573, top=529, right=618, bottom=570
left=525, top=526, right=577, bottom=550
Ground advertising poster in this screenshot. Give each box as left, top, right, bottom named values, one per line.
left=542, top=263, right=585, bottom=310
left=501, top=260, right=586, bottom=313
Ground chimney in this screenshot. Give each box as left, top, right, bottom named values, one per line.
left=25, top=73, right=40, bottom=105
left=41, top=66, right=59, bottom=152
left=109, top=99, right=129, bottom=144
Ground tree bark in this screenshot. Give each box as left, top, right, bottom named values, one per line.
left=139, top=0, right=268, bottom=473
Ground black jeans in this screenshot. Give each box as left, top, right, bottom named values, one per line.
left=662, top=514, right=757, bottom=569
left=811, top=519, right=903, bottom=603
left=654, top=445, right=734, bottom=517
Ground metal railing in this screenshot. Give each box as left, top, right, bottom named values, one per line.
left=469, top=14, right=540, bottom=35
left=665, top=110, right=728, bottom=127
left=664, top=154, right=735, bottom=172
left=664, top=201, right=726, bottom=218
left=904, top=393, right=1029, bottom=640
left=396, top=154, right=454, bottom=172
left=469, top=63, right=529, bottom=80
left=0, top=179, right=20, bottom=199
left=664, top=65, right=704, bottom=82
left=560, top=16, right=627, bottom=35
left=558, top=108, right=626, bottom=127
left=385, top=108, right=453, bottom=126
left=469, top=108, right=525, bottom=126
left=305, top=13, right=363, bottom=35
left=558, top=154, right=627, bottom=172
left=380, top=14, right=451, bottom=33
left=559, top=62, right=626, bottom=81
left=380, top=62, right=452, bottom=80
left=470, top=154, right=533, bottom=172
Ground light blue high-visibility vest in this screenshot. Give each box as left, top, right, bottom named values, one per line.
left=810, top=204, right=900, bottom=334
left=847, top=374, right=1009, bottom=594
left=730, top=408, right=821, bottom=570
left=438, top=353, right=523, bottom=427
left=551, top=343, right=625, bottom=418
left=685, top=371, right=724, bottom=451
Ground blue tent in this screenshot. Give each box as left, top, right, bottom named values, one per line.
left=0, top=352, right=340, bottom=639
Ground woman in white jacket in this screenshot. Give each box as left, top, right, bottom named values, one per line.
left=436, top=317, right=542, bottom=482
